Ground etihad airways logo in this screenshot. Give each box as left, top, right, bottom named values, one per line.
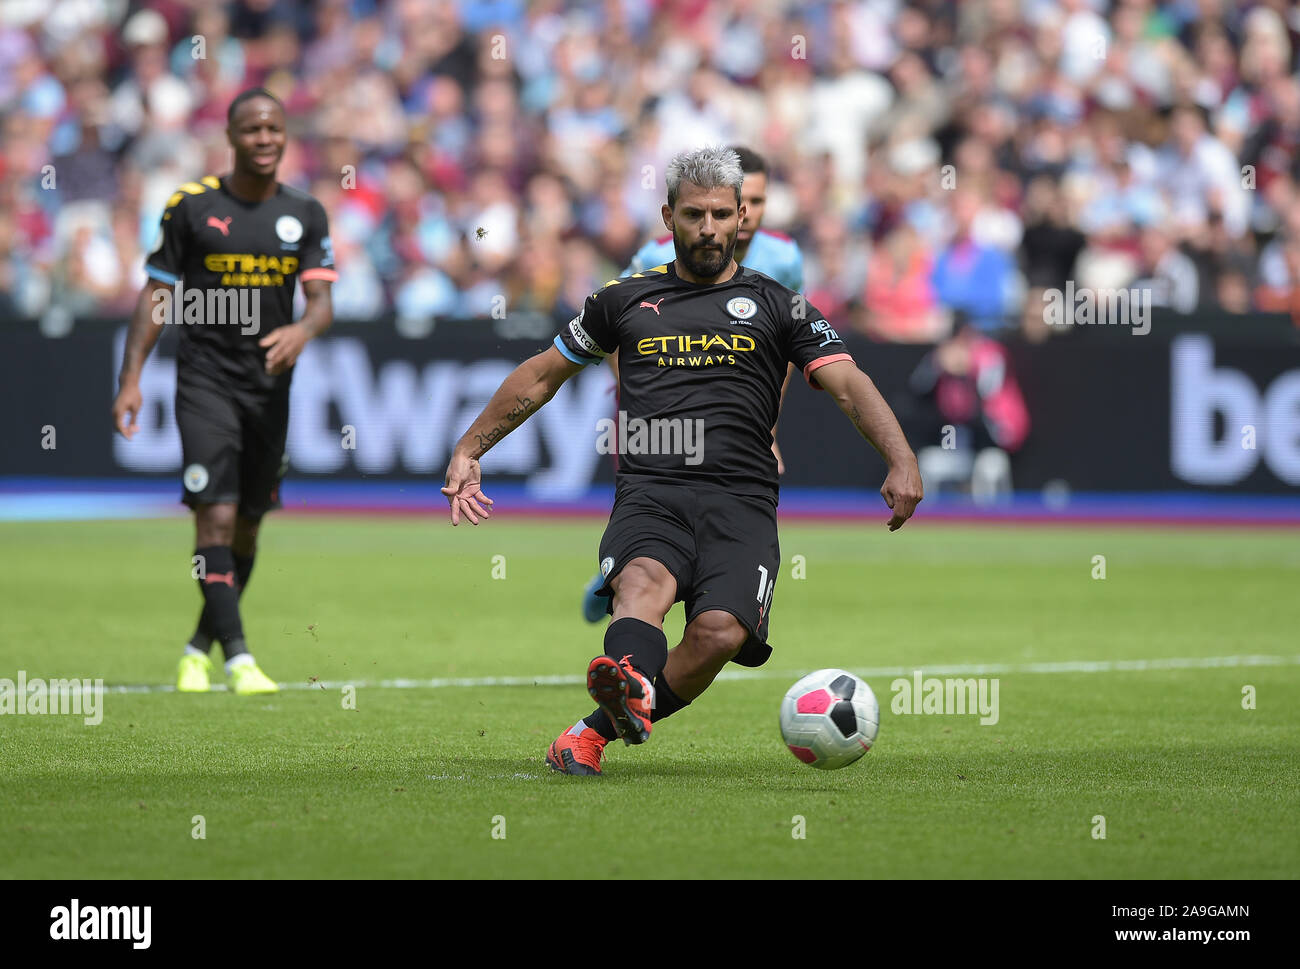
left=636, top=333, right=756, bottom=368
left=203, top=253, right=299, bottom=287
left=634, top=333, right=758, bottom=369
left=636, top=334, right=756, bottom=354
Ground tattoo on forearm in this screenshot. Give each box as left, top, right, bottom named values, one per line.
left=473, top=424, right=507, bottom=457
left=505, top=395, right=535, bottom=423
left=467, top=392, right=540, bottom=458
left=849, top=404, right=866, bottom=436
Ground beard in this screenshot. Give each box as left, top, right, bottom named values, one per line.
left=672, top=227, right=737, bottom=280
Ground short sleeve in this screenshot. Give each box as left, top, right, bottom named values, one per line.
left=144, top=193, right=190, bottom=284
left=785, top=296, right=853, bottom=390
left=554, top=286, right=619, bottom=366
left=299, top=200, right=338, bottom=283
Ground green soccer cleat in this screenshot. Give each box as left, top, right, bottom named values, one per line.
left=176, top=652, right=213, bottom=692
left=229, top=660, right=279, bottom=695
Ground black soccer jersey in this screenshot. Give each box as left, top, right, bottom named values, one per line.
left=145, top=175, right=337, bottom=391
left=555, top=262, right=853, bottom=498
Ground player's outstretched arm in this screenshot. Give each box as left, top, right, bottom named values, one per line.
left=442, top=344, right=585, bottom=525
left=812, top=360, right=924, bottom=531
left=113, top=279, right=173, bottom=438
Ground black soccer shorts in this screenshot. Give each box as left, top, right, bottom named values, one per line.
left=596, top=480, right=780, bottom=667
left=175, top=367, right=289, bottom=520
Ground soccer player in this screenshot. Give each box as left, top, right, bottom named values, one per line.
left=441, top=146, right=922, bottom=775
left=577, top=145, right=803, bottom=621
left=111, top=88, right=337, bottom=694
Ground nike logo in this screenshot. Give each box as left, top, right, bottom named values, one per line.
left=204, top=572, right=236, bottom=587
left=206, top=216, right=232, bottom=237
left=640, top=298, right=665, bottom=315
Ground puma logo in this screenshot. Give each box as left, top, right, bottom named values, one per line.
left=640, top=298, right=665, bottom=315
left=204, top=572, right=236, bottom=587
left=206, top=216, right=232, bottom=236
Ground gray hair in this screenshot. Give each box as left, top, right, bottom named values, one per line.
left=665, top=146, right=744, bottom=209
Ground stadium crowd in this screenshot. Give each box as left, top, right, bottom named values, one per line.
left=3, top=0, right=1300, bottom=339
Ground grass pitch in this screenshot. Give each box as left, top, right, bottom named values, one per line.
left=1, top=516, right=1297, bottom=879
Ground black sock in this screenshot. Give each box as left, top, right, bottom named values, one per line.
left=234, top=551, right=255, bottom=589
left=650, top=674, right=690, bottom=723
left=584, top=670, right=691, bottom=739
left=190, top=552, right=255, bottom=654
left=194, top=546, right=246, bottom=661
left=603, top=617, right=667, bottom=680
left=583, top=710, right=618, bottom=740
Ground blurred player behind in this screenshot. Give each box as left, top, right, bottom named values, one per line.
left=111, top=88, right=337, bottom=694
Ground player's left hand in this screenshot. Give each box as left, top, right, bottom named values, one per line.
left=771, top=436, right=785, bottom=476
left=260, top=323, right=310, bottom=375
left=881, top=460, right=923, bottom=531
left=442, top=452, right=494, bottom=526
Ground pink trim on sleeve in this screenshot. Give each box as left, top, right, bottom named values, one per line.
left=803, top=353, right=854, bottom=389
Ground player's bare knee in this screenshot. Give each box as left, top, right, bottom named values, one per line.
left=195, top=504, right=237, bottom=546
left=685, top=611, right=746, bottom=664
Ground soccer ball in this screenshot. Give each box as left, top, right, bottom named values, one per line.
left=779, top=669, right=879, bottom=769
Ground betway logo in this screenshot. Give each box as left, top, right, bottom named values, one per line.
left=1171, top=334, right=1300, bottom=485
left=112, top=332, right=614, bottom=498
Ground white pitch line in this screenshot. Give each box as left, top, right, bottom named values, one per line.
left=49, top=654, right=1300, bottom=695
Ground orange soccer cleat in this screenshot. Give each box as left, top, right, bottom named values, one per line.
left=546, top=724, right=609, bottom=776
left=586, top=654, right=655, bottom=746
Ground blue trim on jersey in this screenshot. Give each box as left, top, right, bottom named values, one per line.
left=552, top=334, right=591, bottom=366
left=145, top=266, right=178, bottom=285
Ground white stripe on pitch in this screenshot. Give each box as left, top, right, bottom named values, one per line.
left=58, top=653, right=1300, bottom=695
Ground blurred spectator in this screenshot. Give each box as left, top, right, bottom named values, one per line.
left=1133, top=224, right=1200, bottom=312
left=803, top=213, right=868, bottom=327
left=932, top=189, right=1016, bottom=333
left=1020, top=175, right=1084, bottom=291
left=862, top=223, right=945, bottom=342
left=1157, top=103, right=1249, bottom=239
left=910, top=322, right=1030, bottom=504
